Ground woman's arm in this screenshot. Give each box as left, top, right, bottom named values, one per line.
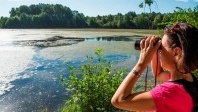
left=111, top=36, right=162, bottom=111
left=111, top=63, right=156, bottom=111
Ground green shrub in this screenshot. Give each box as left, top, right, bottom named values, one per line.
left=193, top=69, right=198, bottom=78
left=60, top=49, right=126, bottom=112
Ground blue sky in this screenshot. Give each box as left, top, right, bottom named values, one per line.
left=0, top=0, right=197, bottom=17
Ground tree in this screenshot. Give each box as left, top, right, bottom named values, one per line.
left=169, top=6, right=198, bottom=28
left=10, top=8, right=17, bottom=17
left=29, top=4, right=42, bottom=15
left=86, top=17, right=100, bottom=28
left=153, top=13, right=162, bottom=28
left=18, top=5, right=30, bottom=15
left=4, top=16, right=20, bottom=28
left=19, top=13, right=32, bottom=28
left=0, top=17, right=8, bottom=28
left=139, top=0, right=158, bottom=14
left=72, top=12, right=87, bottom=28
left=133, top=14, right=149, bottom=29
left=139, top=0, right=158, bottom=29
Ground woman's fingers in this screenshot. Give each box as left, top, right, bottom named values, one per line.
left=145, top=36, right=151, bottom=48
left=140, top=38, right=145, bottom=50
left=146, top=36, right=161, bottom=49
left=140, top=36, right=161, bottom=52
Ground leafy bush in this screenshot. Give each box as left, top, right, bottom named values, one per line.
left=170, top=6, right=198, bottom=28
left=60, top=49, right=126, bottom=112
left=193, top=69, right=198, bottom=78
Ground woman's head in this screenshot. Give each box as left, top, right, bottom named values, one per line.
left=163, top=23, right=198, bottom=73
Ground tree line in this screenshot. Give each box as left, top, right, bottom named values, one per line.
left=0, top=3, right=197, bottom=29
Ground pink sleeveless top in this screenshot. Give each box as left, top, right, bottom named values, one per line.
left=150, top=81, right=193, bottom=112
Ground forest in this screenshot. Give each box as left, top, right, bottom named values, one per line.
left=0, top=4, right=198, bottom=29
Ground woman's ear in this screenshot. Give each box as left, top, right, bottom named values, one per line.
left=174, top=47, right=182, bottom=60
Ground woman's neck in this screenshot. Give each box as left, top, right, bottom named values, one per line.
left=170, top=71, right=193, bottom=82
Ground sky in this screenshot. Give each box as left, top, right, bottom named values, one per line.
left=0, top=0, right=198, bottom=17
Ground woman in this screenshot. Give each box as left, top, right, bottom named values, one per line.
left=111, top=23, right=198, bottom=112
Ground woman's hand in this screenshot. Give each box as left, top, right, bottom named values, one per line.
left=137, top=36, right=162, bottom=68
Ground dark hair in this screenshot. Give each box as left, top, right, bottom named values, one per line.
left=164, top=23, right=198, bottom=73
left=173, top=74, right=198, bottom=112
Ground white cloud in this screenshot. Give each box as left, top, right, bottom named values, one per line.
left=175, top=0, right=189, bottom=2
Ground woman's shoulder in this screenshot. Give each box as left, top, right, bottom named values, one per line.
left=151, top=81, right=186, bottom=94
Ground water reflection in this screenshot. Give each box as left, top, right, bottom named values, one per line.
left=12, top=36, right=135, bottom=48
left=84, top=36, right=133, bottom=42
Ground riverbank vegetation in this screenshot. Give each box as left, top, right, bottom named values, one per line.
left=60, top=49, right=127, bottom=112
left=0, top=4, right=197, bottom=29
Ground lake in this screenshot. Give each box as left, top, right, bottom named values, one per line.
left=0, top=29, right=155, bottom=112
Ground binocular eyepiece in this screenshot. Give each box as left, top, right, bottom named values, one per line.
left=134, top=38, right=161, bottom=50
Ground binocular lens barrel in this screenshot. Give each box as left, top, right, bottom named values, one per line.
left=134, top=38, right=161, bottom=50
left=134, top=39, right=142, bottom=50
